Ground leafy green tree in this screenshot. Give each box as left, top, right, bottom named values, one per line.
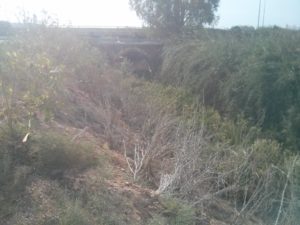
left=129, top=0, right=219, bottom=33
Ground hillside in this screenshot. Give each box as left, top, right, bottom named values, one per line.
left=0, top=25, right=299, bottom=225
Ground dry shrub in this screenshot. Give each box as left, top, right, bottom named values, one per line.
left=273, top=156, right=300, bottom=225
left=155, top=117, right=295, bottom=224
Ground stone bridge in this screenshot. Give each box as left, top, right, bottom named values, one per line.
left=75, top=27, right=164, bottom=76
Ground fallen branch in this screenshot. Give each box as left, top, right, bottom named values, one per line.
left=274, top=156, right=299, bottom=225
left=71, top=126, right=89, bottom=142
left=193, top=185, right=238, bottom=205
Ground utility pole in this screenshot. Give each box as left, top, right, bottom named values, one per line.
left=262, top=0, right=267, bottom=27
left=257, top=0, right=262, bottom=28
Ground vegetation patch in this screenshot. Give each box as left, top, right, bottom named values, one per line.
left=161, top=28, right=300, bottom=151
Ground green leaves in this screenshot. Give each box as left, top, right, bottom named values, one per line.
left=130, top=0, right=220, bottom=33
left=0, top=48, right=59, bottom=125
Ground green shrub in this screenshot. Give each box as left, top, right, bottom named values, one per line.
left=30, top=132, right=97, bottom=178
left=0, top=24, right=107, bottom=132
left=161, top=28, right=300, bottom=151
left=0, top=125, right=30, bottom=185
left=0, top=126, right=98, bottom=179
left=147, top=215, right=167, bottom=225
left=147, top=198, right=196, bottom=225
left=81, top=187, right=129, bottom=225
left=250, top=139, right=282, bottom=174
left=0, top=125, right=32, bottom=220
left=59, top=200, right=91, bottom=225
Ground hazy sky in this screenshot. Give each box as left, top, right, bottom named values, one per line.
left=0, top=0, right=299, bottom=28
left=217, top=0, right=300, bottom=28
